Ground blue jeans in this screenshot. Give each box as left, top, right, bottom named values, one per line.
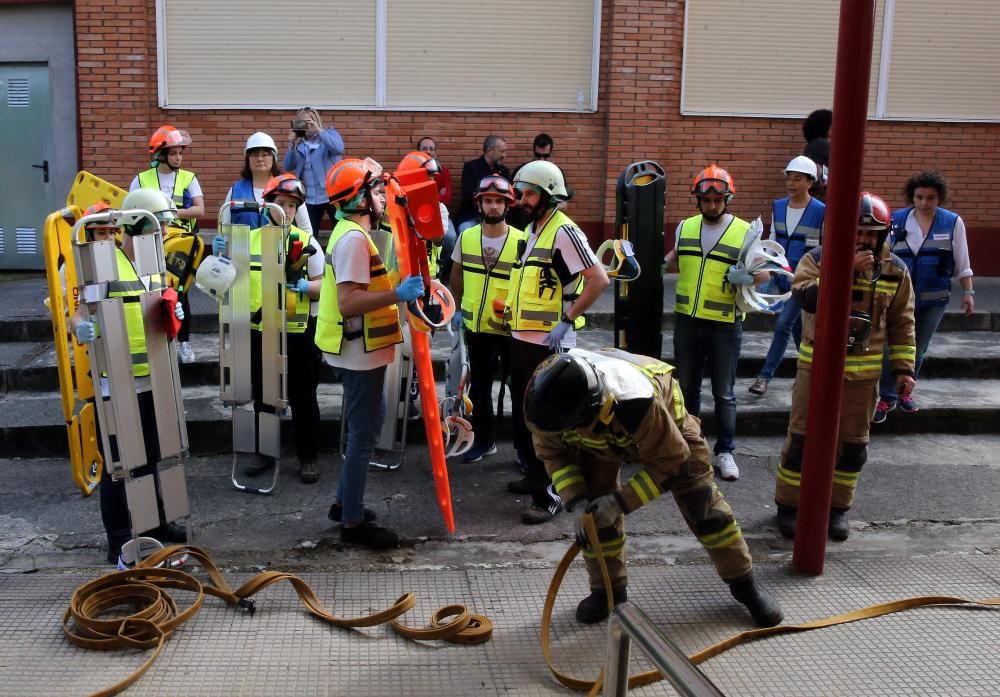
left=758, top=295, right=802, bottom=380
left=673, top=313, right=742, bottom=454
left=878, top=302, right=946, bottom=401
left=334, top=365, right=386, bottom=526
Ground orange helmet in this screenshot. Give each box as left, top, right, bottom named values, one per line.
left=149, top=125, right=192, bottom=155
left=692, top=165, right=736, bottom=198
left=83, top=202, right=116, bottom=229
left=474, top=175, right=515, bottom=204
left=262, top=173, right=306, bottom=205
left=326, top=157, right=383, bottom=204
left=396, top=150, right=441, bottom=178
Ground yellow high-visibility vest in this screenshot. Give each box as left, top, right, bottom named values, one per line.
left=459, top=224, right=526, bottom=334
left=674, top=215, right=750, bottom=323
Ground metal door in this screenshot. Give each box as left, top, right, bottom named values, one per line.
left=0, top=63, right=54, bottom=270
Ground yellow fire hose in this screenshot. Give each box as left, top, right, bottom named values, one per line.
left=62, top=545, right=493, bottom=697
left=543, top=515, right=1000, bottom=696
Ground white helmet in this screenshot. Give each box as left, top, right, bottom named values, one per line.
left=513, top=160, right=568, bottom=200
left=118, top=188, right=177, bottom=229
left=785, top=155, right=818, bottom=180
left=245, top=132, right=278, bottom=156
left=195, top=254, right=237, bottom=302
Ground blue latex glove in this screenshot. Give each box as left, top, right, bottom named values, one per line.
left=726, top=265, right=755, bottom=286
left=174, top=302, right=185, bottom=321
left=395, top=275, right=424, bottom=303
left=543, top=319, right=572, bottom=350
left=75, top=320, right=98, bottom=344
left=450, top=312, right=463, bottom=331
left=212, top=234, right=226, bottom=257
left=287, top=277, right=311, bottom=294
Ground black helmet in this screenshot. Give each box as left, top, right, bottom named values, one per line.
left=524, top=353, right=606, bottom=432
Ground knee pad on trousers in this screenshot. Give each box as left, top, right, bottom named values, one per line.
left=838, top=441, right=868, bottom=473
left=676, top=484, right=734, bottom=536
left=784, top=433, right=806, bottom=473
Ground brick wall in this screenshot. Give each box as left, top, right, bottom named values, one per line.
left=74, top=0, right=1000, bottom=273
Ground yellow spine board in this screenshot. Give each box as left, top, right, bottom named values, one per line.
left=43, top=208, right=103, bottom=496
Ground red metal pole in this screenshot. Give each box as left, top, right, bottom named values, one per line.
left=792, top=0, right=876, bottom=575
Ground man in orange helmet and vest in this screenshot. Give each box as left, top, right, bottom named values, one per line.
left=664, top=165, right=766, bottom=483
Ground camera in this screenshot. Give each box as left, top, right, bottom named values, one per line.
left=291, top=120, right=308, bottom=137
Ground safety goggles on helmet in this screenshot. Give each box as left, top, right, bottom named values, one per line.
left=513, top=181, right=544, bottom=199
left=476, top=175, right=515, bottom=202
left=263, top=174, right=306, bottom=204
left=149, top=126, right=192, bottom=154
left=692, top=178, right=733, bottom=197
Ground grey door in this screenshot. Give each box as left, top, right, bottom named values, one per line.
left=0, top=63, right=54, bottom=270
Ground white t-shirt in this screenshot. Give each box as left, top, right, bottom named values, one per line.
left=451, top=227, right=508, bottom=272
left=221, top=186, right=313, bottom=233
left=768, top=206, right=806, bottom=245
left=321, top=229, right=396, bottom=371
left=512, top=215, right=597, bottom=349
left=901, top=209, right=973, bottom=279
left=129, top=170, right=204, bottom=201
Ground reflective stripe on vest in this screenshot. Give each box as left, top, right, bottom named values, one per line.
left=248, top=225, right=313, bottom=334
left=890, top=207, right=958, bottom=310
left=106, top=247, right=149, bottom=377
left=230, top=178, right=263, bottom=228
left=507, top=210, right=585, bottom=332
left=674, top=215, right=750, bottom=323
left=137, top=168, right=197, bottom=233
left=314, top=219, right=402, bottom=354
left=459, top=224, right=526, bottom=335
left=772, top=197, right=825, bottom=292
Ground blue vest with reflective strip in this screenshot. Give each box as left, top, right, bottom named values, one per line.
left=230, top=178, right=263, bottom=227
left=890, top=207, right=957, bottom=310
left=772, top=197, right=825, bottom=292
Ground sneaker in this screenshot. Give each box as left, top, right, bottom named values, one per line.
left=748, top=377, right=769, bottom=396
left=828, top=509, right=850, bottom=541
left=506, top=477, right=535, bottom=495
left=714, top=452, right=740, bottom=481
left=522, top=485, right=562, bottom=525
left=462, top=442, right=497, bottom=464
left=576, top=587, right=628, bottom=624
left=244, top=454, right=275, bottom=476
left=898, top=395, right=919, bottom=413
left=776, top=506, right=797, bottom=540
left=327, top=502, right=377, bottom=524
left=299, top=461, right=319, bottom=484
left=872, top=398, right=896, bottom=424
left=341, top=521, right=399, bottom=549
left=729, top=575, right=784, bottom=627
left=178, top=341, right=195, bottom=364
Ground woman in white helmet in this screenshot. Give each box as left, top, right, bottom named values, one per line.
left=221, top=132, right=313, bottom=233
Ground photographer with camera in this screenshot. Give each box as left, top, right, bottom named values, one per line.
left=283, top=108, right=345, bottom=241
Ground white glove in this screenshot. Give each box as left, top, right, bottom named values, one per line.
left=174, top=302, right=185, bottom=321
left=586, top=494, right=622, bottom=529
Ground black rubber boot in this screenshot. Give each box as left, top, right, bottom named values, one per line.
left=729, top=575, right=784, bottom=627
left=776, top=506, right=797, bottom=540
left=576, top=587, right=628, bottom=624
left=828, top=509, right=850, bottom=541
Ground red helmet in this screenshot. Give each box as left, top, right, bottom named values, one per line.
left=262, top=173, right=306, bottom=205
left=149, top=125, right=192, bottom=155
left=326, top=157, right=383, bottom=204
left=858, top=192, right=891, bottom=230
left=692, top=165, right=736, bottom=198
left=474, top=175, right=515, bottom=204
left=396, top=150, right=441, bottom=178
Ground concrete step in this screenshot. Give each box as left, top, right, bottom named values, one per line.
left=1, top=376, right=997, bottom=459
left=3, top=327, right=999, bottom=393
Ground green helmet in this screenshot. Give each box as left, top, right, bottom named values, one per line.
left=119, top=189, right=177, bottom=231
left=513, top=160, right=568, bottom=200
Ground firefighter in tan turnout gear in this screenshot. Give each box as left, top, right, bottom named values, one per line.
left=525, top=348, right=784, bottom=627
left=774, top=192, right=916, bottom=541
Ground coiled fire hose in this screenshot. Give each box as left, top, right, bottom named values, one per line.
left=62, top=545, right=492, bottom=697
left=543, top=514, right=1000, bottom=696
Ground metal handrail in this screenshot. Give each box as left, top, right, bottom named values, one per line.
left=603, top=602, right=726, bottom=697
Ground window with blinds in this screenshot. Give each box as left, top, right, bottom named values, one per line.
left=157, top=0, right=600, bottom=111
left=681, top=0, right=998, bottom=122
